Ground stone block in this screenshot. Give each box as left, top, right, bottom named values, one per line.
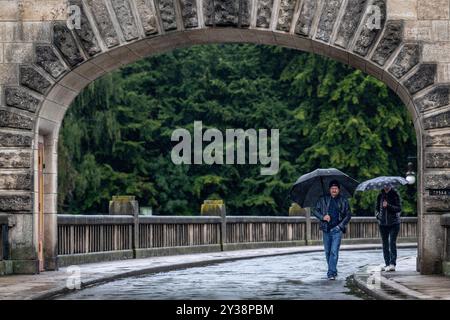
left=159, top=0, right=178, bottom=30
left=0, top=22, right=53, bottom=42
left=35, top=45, right=67, bottom=79
left=334, top=0, right=367, bottom=48
left=58, top=69, right=90, bottom=91
left=388, top=43, right=421, bottom=79
left=0, top=194, right=32, bottom=212
left=46, top=83, right=78, bottom=106
left=387, top=0, right=418, bottom=20
left=38, top=99, right=67, bottom=123
left=415, top=85, right=450, bottom=113
left=425, top=133, right=450, bottom=146
left=53, top=22, right=85, bottom=68
left=0, top=131, right=32, bottom=147
left=0, top=172, right=32, bottom=190
left=73, top=61, right=105, bottom=82
left=418, top=0, right=450, bottom=20
left=426, top=152, right=450, bottom=168
left=12, top=260, right=39, bottom=274
left=22, top=22, right=52, bottom=42
left=111, top=0, right=139, bottom=41
left=425, top=173, right=450, bottom=189
left=404, top=20, right=432, bottom=41
left=0, top=0, right=18, bottom=21
left=437, top=64, right=450, bottom=83
left=432, top=20, right=450, bottom=41
left=371, top=20, right=403, bottom=66
left=403, top=64, right=437, bottom=95
left=443, top=261, right=450, bottom=277
left=423, top=43, right=450, bottom=63
left=0, top=150, right=32, bottom=168
left=276, top=0, right=296, bottom=32
left=21, top=0, right=67, bottom=21
left=0, top=64, right=18, bottom=85
left=206, top=0, right=239, bottom=26
left=180, top=0, right=199, bottom=28
left=240, top=0, right=252, bottom=27
left=19, top=66, right=52, bottom=95
left=425, top=195, right=450, bottom=212
left=69, top=0, right=102, bottom=56
left=135, top=0, right=158, bottom=35
left=424, top=109, right=450, bottom=129
left=0, top=109, right=33, bottom=130
left=109, top=195, right=139, bottom=215
left=419, top=214, right=445, bottom=274
left=108, top=45, right=140, bottom=65
left=3, top=43, right=33, bottom=63
left=353, top=0, right=386, bottom=56
left=87, top=0, right=119, bottom=48
left=315, top=0, right=343, bottom=43
left=5, top=87, right=41, bottom=112
left=256, top=0, right=274, bottom=28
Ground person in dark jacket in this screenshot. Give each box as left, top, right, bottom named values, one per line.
left=313, top=180, right=352, bottom=280
left=376, top=185, right=402, bottom=272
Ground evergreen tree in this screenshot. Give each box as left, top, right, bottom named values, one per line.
left=59, top=44, right=417, bottom=216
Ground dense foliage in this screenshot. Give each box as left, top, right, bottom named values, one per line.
left=58, top=44, right=417, bottom=216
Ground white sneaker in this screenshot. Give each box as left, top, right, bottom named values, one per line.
left=387, top=264, right=396, bottom=272
left=381, top=265, right=389, bottom=271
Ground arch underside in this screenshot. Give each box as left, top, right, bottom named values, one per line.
left=0, top=0, right=448, bottom=274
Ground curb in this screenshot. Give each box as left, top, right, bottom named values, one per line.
left=352, top=254, right=435, bottom=300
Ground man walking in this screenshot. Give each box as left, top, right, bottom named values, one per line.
left=313, top=180, right=352, bottom=280
left=376, top=185, right=402, bottom=272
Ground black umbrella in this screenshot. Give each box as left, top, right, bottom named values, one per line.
left=355, top=176, right=408, bottom=192
left=290, top=168, right=359, bottom=208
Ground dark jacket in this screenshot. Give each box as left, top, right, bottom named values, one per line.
left=375, top=188, right=402, bottom=226
left=313, top=194, right=352, bottom=233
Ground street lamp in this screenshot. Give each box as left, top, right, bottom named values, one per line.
left=406, top=162, right=416, bottom=185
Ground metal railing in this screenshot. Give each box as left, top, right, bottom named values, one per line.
left=57, top=215, right=418, bottom=259
left=139, top=216, right=221, bottom=248
left=226, top=217, right=306, bottom=243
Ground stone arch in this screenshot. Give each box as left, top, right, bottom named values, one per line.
left=0, top=0, right=449, bottom=274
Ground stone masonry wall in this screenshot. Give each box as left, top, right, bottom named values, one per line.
left=0, top=0, right=448, bottom=274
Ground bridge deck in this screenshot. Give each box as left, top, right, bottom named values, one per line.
left=0, top=244, right=415, bottom=300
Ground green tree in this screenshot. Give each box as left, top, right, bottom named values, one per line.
left=59, top=44, right=417, bottom=216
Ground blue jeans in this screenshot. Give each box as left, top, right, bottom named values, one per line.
left=323, top=227, right=342, bottom=277
left=379, top=224, right=400, bottom=266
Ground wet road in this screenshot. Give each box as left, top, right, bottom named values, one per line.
left=58, top=248, right=416, bottom=300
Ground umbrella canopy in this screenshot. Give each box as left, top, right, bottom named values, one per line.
left=290, top=168, right=359, bottom=208
left=355, top=176, right=408, bottom=192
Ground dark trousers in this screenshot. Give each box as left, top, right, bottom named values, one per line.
left=379, top=224, right=400, bottom=266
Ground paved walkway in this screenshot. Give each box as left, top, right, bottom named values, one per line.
left=0, top=243, right=414, bottom=300
left=353, top=255, right=450, bottom=300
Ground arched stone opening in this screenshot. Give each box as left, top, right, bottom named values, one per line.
left=0, top=0, right=448, bottom=275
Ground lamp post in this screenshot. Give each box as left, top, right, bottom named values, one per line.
left=406, top=161, right=416, bottom=185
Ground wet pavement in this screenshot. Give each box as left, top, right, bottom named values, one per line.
left=58, top=248, right=417, bottom=300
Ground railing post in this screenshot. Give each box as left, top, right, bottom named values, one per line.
left=201, top=200, right=227, bottom=251
left=305, top=208, right=311, bottom=245
left=133, top=204, right=139, bottom=259
left=220, top=204, right=227, bottom=251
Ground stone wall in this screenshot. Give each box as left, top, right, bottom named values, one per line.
left=0, top=0, right=448, bottom=274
